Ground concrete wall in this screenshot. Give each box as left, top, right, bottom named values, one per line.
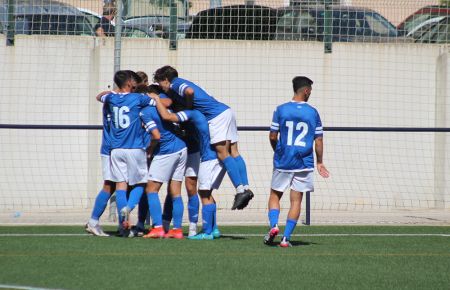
left=0, top=35, right=448, bottom=224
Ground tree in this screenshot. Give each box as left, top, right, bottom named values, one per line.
left=440, top=0, right=450, bottom=6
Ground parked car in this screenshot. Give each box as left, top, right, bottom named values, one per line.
left=406, top=16, right=446, bottom=39
left=77, top=8, right=103, bottom=27
left=397, top=5, right=450, bottom=36
left=275, top=5, right=401, bottom=42
left=415, top=16, right=450, bottom=43
left=123, top=15, right=189, bottom=39
left=0, top=0, right=94, bottom=36
left=186, top=5, right=278, bottom=40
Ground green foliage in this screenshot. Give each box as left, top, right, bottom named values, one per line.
left=440, top=0, right=450, bottom=6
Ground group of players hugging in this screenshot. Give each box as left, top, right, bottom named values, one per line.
left=85, top=65, right=329, bottom=247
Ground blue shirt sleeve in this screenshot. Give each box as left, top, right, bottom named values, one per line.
left=176, top=110, right=191, bottom=123
left=270, top=109, right=280, bottom=132
left=314, top=111, right=323, bottom=138
left=140, top=107, right=158, bottom=133
left=170, top=78, right=190, bottom=97
left=100, top=93, right=111, bottom=104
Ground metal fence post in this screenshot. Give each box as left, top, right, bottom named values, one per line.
left=324, top=0, right=332, bottom=53
left=169, top=0, right=178, bottom=50
left=6, top=0, right=15, bottom=46
left=114, top=0, right=123, bottom=73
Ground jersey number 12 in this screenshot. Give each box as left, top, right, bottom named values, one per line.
left=286, top=121, right=308, bottom=147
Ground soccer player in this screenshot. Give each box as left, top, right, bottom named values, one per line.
left=153, top=66, right=253, bottom=210
left=139, top=86, right=188, bottom=239
left=98, top=70, right=160, bottom=236
left=151, top=94, right=223, bottom=240
left=264, top=76, right=329, bottom=248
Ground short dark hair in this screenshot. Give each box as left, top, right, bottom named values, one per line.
left=153, top=65, right=179, bottom=82
left=136, top=71, right=148, bottom=84
left=147, top=84, right=163, bottom=95
left=292, top=76, right=313, bottom=93
left=113, top=70, right=130, bottom=89
left=124, top=70, right=142, bottom=84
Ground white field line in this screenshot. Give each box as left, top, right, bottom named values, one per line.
left=0, top=284, right=63, bottom=290
left=0, top=233, right=449, bottom=237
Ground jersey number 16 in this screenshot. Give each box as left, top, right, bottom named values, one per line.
left=113, top=106, right=130, bottom=129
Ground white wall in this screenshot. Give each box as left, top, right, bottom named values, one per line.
left=0, top=35, right=448, bottom=224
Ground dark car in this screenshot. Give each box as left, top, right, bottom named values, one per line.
left=415, top=16, right=450, bottom=43
left=0, top=0, right=94, bottom=36
left=397, top=5, right=450, bottom=36
left=186, top=5, right=278, bottom=41
left=275, top=5, right=400, bottom=42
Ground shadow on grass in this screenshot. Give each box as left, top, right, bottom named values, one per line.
left=264, top=240, right=316, bottom=248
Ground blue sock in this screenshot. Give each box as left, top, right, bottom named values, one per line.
left=234, top=155, right=249, bottom=186
left=147, top=192, right=162, bottom=227
left=126, top=186, right=144, bottom=211
left=188, top=194, right=199, bottom=223
left=283, top=219, right=298, bottom=241
left=202, top=203, right=216, bottom=235
left=91, top=190, right=111, bottom=220
left=213, top=206, right=217, bottom=229
left=115, top=190, right=127, bottom=223
left=137, top=193, right=148, bottom=225
left=162, top=194, right=173, bottom=222
left=268, top=209, right=280, bottom=228
left=172, top=196, right=184, bottom=229
left=222, top=156, right=243, bottom=189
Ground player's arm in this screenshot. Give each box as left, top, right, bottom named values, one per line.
left=149, top=94, right=179, bottom=123
left=184, top=87, right=194, bottom=110
left=147, top=128, right=160, bottom=158
left=96, top=91, right=111, bottom=102
left=269, top=109, right=280, bottom=151
left=315, top=137, right=329, bottom=178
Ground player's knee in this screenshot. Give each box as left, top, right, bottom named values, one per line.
left=198, top=190, right=212, bottom=199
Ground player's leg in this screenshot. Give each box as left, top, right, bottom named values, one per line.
left=185, top=176, right=199, bottom=236
left=264, top=169, right=291, bottom=245
left=280, top=189, right=303, bottom=248
left=229, top=142, right=253, bottom=210
left=143, top=180, right=165, bottom=238
left=164, top=180, right=184, bottom=239
left=162, top=188, right=173, bottom=232
left=189, top=159, right=225, bottom=240
left=280, top=171, right=312, bottom=247
left=119, top=149, right=148, bottom=230
left=164, top=149, right=187, bottom=239
left=86, top=180, right=114, bottom=237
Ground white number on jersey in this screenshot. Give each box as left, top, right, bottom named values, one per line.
left=285, top=121, right=308, bottom=147
left=113, top=106, right=131, bottom=129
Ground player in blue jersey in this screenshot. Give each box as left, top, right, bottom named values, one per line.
left=153, top=65, right=254, bottom=211
left=98, top=70, right=161, bottom=236
left=151, top=94, right=224, bottom=240
left=137, top=87, right=188, bottom=239
left=264, top=76, right=329, bottom=248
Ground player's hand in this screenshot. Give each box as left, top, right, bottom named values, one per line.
left=149, top=93, right=160, bottom=101
left=317, top=163, right=330, bottom=178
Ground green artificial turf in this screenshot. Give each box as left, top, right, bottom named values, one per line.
left=0, top=226, right=448, bottom=290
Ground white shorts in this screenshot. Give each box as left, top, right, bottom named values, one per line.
left=208, top=108, right=238, bottom=144
left=148, top=148, right=187, bottom=183
left=110, top=149, right=147, bottom=186
left=271, top=169, right=314, bottom=193
left=101, top=154, right=112, bottom=181
left=198, top=159, right=226, bottom=191
left=185, top=152, right=200, bottom=178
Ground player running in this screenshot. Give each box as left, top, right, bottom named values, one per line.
left=153, top=66, right=253, bottom=210
left=264, top=76, right=329, bottom=248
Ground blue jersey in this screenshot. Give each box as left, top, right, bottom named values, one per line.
left=170, top=77, right=229, bottom=121
left=270, top=101, right=323, bottom=171
left=100, top=104, right=112, bottom=155
left=140, top=106, right=186, bottom=156
left=101, top=92, right=152, bottom=150
left=176, top=110, right=217, bottom=162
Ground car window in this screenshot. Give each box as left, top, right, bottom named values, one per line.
left=26, top=15, right=93, bottom=36
left=403, top=14, right=433, bottom=34
left=365, top=12, right=397, bottom=36
left=122, top=27, right=149, bottom=38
